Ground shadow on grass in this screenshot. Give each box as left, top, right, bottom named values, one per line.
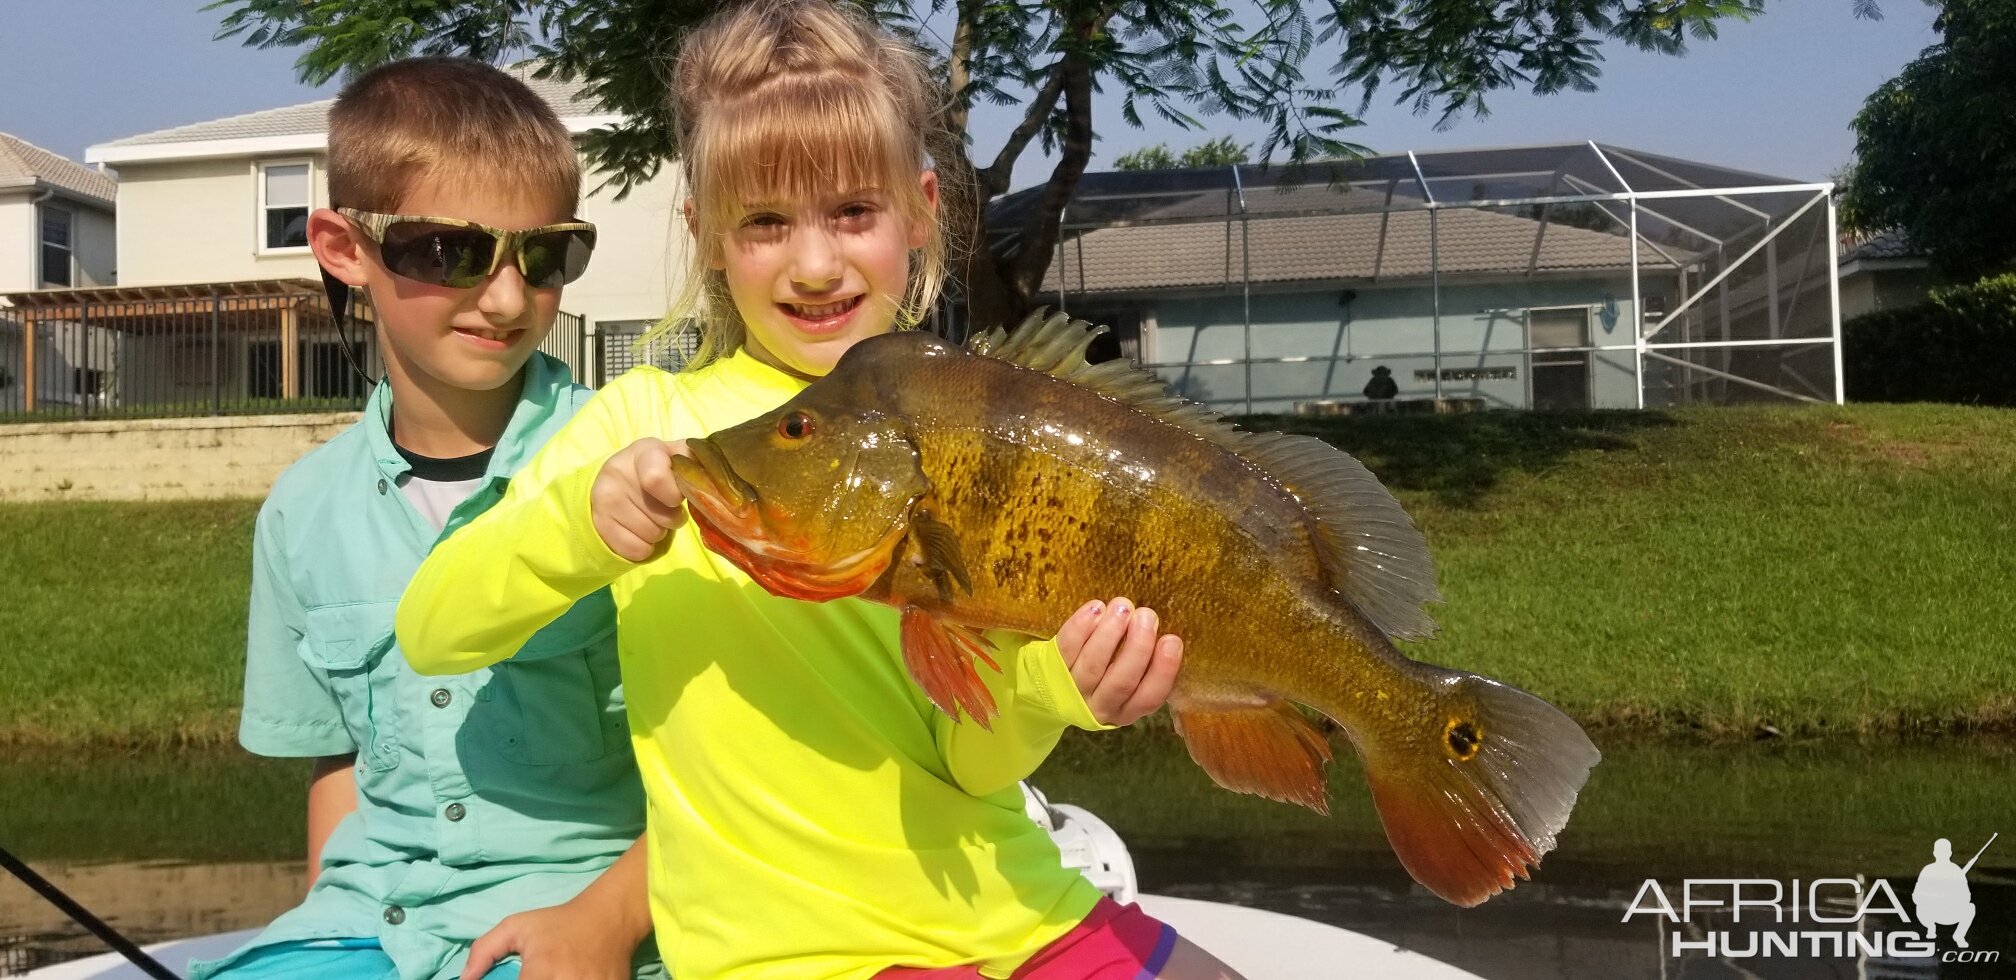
left=1238, top=410, right=1681, bottom=507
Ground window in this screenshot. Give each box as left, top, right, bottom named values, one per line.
left=261, top=163, right=311, bottom=250
left=40, top=206, right=73, bottom=287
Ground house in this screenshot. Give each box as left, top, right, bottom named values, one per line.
left=82, top=64, right=687, bottom=389
left=2, top=133, right=119, bottom=411
left=1837, top=229, right=1937, bottom=319
left=0, top=133, right=116, bottom=292
left=988, top=144, right=1842, bottom=411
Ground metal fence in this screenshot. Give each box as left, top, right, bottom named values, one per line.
left=0, top=282, right=588, bottom=424
left=594, top=319, right=698, bottom=386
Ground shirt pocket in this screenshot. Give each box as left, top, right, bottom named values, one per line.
left=297, top=601, right=404, bottom=772
left=481, top=592, right=623, bottom=766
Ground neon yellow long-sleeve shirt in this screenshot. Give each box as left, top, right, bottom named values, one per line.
left=396, top=351, right=1108, bottom=980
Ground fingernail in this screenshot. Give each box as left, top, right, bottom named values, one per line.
left=1138, top=608, right=1157, bottom=631
left=1110, top=599, right=1131, bottom=617
left=1081, top=600, right=1104, bottom=618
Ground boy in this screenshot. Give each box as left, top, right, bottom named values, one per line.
left=191, top=58, right=658, bottom=980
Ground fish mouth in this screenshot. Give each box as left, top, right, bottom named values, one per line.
left=671, top=437, right=910, bottom=602
left=672, top=438, right=757, bottom=517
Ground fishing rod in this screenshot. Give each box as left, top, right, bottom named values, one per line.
left=0, top=844, right=182, bottom=980
left=1960, top=833, right=1998, bottom=875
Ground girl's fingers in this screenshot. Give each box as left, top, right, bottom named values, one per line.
left=1114, top=633, right=1183, bottom=726
left=602, top=498, right=672, bottom=562
left=1054, top=600, right=1105, bottom=669
left=1069, top=597, right=1133, bottom=695
left=1089, top=606, right=1160, bottom=722
left=632, top=442, right=688, bottom=525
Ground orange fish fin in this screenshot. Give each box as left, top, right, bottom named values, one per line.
left=1358, top=669, right=1601, bottom=907
left=898, top=607, right=1001, bottom=729
left=971, top=311, right=1438, bottom=638
left=1170, top=698, right=1334, bottom=815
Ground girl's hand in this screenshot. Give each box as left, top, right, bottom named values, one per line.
left=592, top=438, right=688, bottom=561
left=1054, top=597, right=1183, bottom=727
left=460, top=900, right=638, bottom=980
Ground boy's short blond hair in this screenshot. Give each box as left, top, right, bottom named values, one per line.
left=327, top=57, right=581, bottom=215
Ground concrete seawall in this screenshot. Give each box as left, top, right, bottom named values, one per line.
left=0, top=413, right=358, bottom=502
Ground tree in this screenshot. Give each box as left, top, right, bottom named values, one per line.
left=1112, top=144, right=1178, bottom=171
left=1844, top=0, right=2016, bottom=280
left=212, top=0, right=1800, bottom=329
left=1114, top=137, right=1249, bottom=171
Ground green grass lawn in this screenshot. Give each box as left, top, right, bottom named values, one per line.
left=2, top=403, right=2011, bottom=747
left=0, top=500, right=255, bottom=746
left=1283, top=403, right=2016, bottom=738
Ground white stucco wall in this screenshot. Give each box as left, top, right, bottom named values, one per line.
left=1144, top=276, right=1658, bottom=411
left=113, top=156, right=324, bottom=285
left=0, top=191, right=116, bottom=292
left=0, top=194, right=33, bottom=293
left=568, top=165, right=687, bottom=329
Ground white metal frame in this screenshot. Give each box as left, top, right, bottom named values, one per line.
left=1059, top=143, right=1846, bottom=411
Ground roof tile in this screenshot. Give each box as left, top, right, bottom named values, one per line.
left=0, top=133, right=117, bottom=206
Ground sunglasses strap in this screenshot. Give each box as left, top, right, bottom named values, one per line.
left=320, top=265, right=382, bottom=395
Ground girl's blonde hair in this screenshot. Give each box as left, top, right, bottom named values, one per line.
left=659, top=0, right=958, bottom=370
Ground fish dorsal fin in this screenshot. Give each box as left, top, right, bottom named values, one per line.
left=967, top=310, right=1250, bottom=453
left=969, top=310, right=1441, bottom=639
left=1235, top=432, right=1441, bottom=639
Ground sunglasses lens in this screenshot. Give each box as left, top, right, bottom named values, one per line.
left=378, top=223, right=497, bottom=288
left=519, top=228, right=597, bottom=288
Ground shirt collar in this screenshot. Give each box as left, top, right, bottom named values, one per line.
left=712, top=347, right=812, bottom=400
left=364, top=352, right=576, bottom=482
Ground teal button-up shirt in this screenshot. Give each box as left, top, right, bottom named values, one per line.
left=195, top=353, right=659, bottom=980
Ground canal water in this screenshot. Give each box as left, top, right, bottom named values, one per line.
left=3, top=735, right=2010, bottom=978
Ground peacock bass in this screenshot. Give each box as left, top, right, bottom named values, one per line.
left=667, top=311, right=1600, bottom=907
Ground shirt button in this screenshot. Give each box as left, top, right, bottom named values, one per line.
left=376, top=478, right=388, bottom=495
left=429, top=688, right=452, bottom=708
left=383, top=905, right=405, bottom=925
left=445, top=802, right=466, bottom=822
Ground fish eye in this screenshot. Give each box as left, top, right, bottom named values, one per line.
left=779, top=412, right=816, bottom=440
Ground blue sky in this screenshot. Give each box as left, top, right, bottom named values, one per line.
left=1, top=2, right=1939, bottom=188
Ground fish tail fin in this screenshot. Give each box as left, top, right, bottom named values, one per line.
left=899, top=607, right=1001, bottom=729
left=1356, top=667, right=1599, bottom=907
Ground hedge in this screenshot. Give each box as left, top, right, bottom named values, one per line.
left=1844, top=273, right=2016, bottom=406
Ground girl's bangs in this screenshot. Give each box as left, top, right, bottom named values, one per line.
left=692, top=77, right=921, bottom=234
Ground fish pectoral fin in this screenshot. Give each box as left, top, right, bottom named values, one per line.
left=907, top=509, right=974, bottom=603
left=1170, top=698, right=1334, bottom=816
left=898, top=608, right=1001, bottom=729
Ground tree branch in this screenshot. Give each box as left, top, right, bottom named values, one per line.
left=981, top=64, right=1067, bottom=198
left=1005, top=46, right=1094, bottom=296
left=946, top=0, right=976, bottom=139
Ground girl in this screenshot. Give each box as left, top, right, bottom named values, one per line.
left=397, top=1, right=1246, bottom=977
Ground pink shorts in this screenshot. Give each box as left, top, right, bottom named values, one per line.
left=873, top=898, right=1180, bottom=979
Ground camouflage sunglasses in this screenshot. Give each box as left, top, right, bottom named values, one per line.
left=337, top=207, right=597, bottom=289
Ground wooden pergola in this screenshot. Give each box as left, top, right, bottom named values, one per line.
left=1, top=278, right=369, bottom=411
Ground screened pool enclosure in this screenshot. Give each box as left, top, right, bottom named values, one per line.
left=983, top=142, right=1842, bottom=414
